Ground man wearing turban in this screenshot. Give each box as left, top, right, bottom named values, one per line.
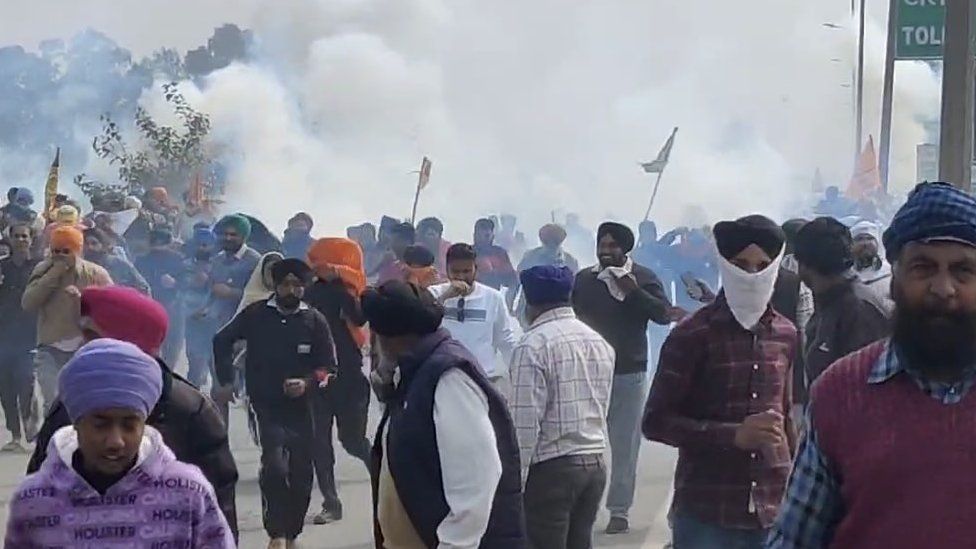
left=645, top=214, right=797, bottom=548
left=511, top=265, right=615, bottom=548
left=5, top=339, right=235, bottom=548
left=770, top=182, right=976, bottom=548
left=571, top=220, right=674, bottom=535
left=27, top=285, right=240, bottom=540
left=22, top=225, right=111, bottom=413
left=213, top=258, right=336, bottom=548
left=304, top=237, right=372, bottom=525
left=361, top=280, right=525, bottom=548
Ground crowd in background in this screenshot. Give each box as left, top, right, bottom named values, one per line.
left=4, top=178, right=967, bottom=549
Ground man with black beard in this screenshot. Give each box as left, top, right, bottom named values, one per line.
left=769, top=182, right=976, bottom=548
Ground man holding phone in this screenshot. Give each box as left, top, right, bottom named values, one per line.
left=213, top=258, right=337, bottom=549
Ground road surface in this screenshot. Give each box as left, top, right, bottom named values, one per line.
left=0, top=401, right=677, bottom=548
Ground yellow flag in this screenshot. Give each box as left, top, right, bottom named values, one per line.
left=43, top=148, right=60, bottom=218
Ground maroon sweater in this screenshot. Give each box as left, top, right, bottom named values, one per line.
left=812, top=341, right=976, bottom=548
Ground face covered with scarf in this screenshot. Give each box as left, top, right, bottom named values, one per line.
left=713, top=215, right=785, bottom=330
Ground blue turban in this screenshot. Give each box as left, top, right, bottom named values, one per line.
left=520, top=265, right=574, bottom=306
left=14, top=187, right=34, bottom=206
left=882, top=182, right=976, bottom=262
left=215, top=214, right=252, bottom=239
left=193, top=225, right=216, bottom=245
left=58, top=339, right=163, bottom=422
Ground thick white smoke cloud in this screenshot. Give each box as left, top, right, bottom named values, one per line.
left=2, top=0, right=940, bottom=240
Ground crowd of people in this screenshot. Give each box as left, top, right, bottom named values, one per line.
left=0, top=179, right=970, bottom=548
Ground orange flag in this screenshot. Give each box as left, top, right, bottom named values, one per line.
left=847, top=135, right=882, bottom=200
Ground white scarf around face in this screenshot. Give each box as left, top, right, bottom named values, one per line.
left=717, top=250, right=783, bottom=330
left=595, top=257, right=634, bottom=301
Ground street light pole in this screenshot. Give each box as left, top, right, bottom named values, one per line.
left=879, top=0, right=898, bottom=191
left=938, top=0, right=975, bottom=190
left=855, top=0, right=867, bottom=158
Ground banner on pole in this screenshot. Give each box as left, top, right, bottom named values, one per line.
left=642, top=127, right=678, bottom=174
left=418, top=156, right=433, bottom=190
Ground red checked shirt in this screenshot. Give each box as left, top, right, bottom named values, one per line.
left=642, top=294, right=797, bottom=529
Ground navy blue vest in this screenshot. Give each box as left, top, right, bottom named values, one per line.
left=371, top=329, right=526, bottom=548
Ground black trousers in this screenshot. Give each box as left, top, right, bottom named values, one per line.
left=312, top=370, right=371, bottom=511
left=0, top=352, right=36, bottom=440
left=524, top=454, right=607, bottom=549
left=254, top=401, right=315, bottom=540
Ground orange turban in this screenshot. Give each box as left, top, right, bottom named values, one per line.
left=307, top=238, right=368, bottom=346
left=50, top=226, right=84, bottom=255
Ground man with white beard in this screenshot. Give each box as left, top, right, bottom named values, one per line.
left=643, top=215, right=797, bottom=548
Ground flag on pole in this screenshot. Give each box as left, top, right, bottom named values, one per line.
left=641, top=127, right=678, bottom=174
left=846, top=135, right=882, bottom=200
left=187, top=172, right=205, bottom=210
left=43, top=147, right=60, bottom=218
left=418, top=156, right=433, bottom=190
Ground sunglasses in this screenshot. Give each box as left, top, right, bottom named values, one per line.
left=457, top=297, right=466, bottom=323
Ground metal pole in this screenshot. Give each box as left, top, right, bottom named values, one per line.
left=855, top=0, right=867, bottom=159
left=938, top=0, right=975, bottom=190
left=642, top=171, right=665, bottom=221
left=879, top=0, right=898, bottom=191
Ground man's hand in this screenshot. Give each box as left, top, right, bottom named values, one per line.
left=212, top=282, right=235, bottom=299
left=614, top=273, right=639, bottom=295
left=160, top=274, right=177, bottom=289
left=442, top=280, right=472, bottom=300
left=64, top=285, right=81, bottom=298
left=283, top=378, right=307, bottom=398
left=212, top=384, right=236, bottom=405
left=734, top=409, right=785, bottom=451
left=666, top=306, right=689, bottom=322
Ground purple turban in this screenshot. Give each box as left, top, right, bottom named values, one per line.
left=58, top=339, right=163, bottom=422
left=520, top=265, right=574, bottom=306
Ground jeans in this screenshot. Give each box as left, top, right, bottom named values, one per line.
left=160, top=301, right=184, bottom=368
left=606, top=372, right=646, bottom=519
left=524, top=454, right=607, bottom=549
left=34, top=346, right=74, bottom=414
left=672, top=511, right=768, bottom=549
left=184, top=317, right=215, bottom=388
left=312, top=371, right=371, bottom=512
left=254, top=401, right=315, bottom=540
left=0, top=352, right=37, bottom=441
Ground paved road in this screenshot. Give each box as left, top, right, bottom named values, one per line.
left=0, top=402, right=676, bottom=548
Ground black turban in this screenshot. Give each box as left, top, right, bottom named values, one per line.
left=271, top=258, right=312, bottom=285
left=362, top=280, right=444, bottom=337
left=403, top=245, right=435, bottom=268
left=793, top=217, right=854, bottom=276
left=713, top=215, right=785, bottom=261
left=597, top=222, right=635, bottom=253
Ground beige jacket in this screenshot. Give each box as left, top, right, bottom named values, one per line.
left=22, top=258, right=112, bottom=346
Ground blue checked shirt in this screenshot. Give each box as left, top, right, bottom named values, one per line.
left=766, top=343, right=976, bottom=548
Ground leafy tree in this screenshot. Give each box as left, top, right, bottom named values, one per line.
left=78, top=82, right=211, bottom=200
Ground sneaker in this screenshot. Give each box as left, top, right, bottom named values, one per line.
left=312, top=506, right=343, bottom=525
left=1, top=440, right=23, bottom=453
left=267, top=538, right=288, bottom=549
left=605, top=516, right=629, bottom=535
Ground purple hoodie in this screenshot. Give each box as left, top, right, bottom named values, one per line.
left=5, top=425, right=234, bottom=548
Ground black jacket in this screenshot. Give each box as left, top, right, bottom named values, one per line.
left=213, top=299, right=336, bottom=405
left=803, top=278, right=891, bottom=392
left=28, top=360, right=239, bottom=540
left=305, top=280, right=367, bottom=372
left=572, top=263, right=671, bottom=375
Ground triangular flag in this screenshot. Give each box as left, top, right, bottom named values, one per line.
left=43, top=147, right=60, bottom=219
left=847, top=136, right=882, bottom=200
left=418, top=156, right=433, bottom=190
left=641, top=127, right=678, bottom=174
left=812, top=167, right=825, bottom=193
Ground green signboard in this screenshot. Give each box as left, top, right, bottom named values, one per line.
left=896, top=0, right=945, bottom=60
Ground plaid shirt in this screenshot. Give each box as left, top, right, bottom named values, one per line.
left=643, top=294, right=797, bottom=529
left=767, top=342, right=976, bottom=548
left=510, top=307, right=615, bottom=479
